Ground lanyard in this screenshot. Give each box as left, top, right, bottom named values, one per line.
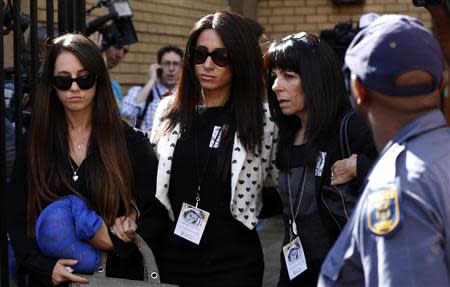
left=154, top=85, right=163, bottom=99
left=286, top=167, right=307, bottom=241
left=193, top=107, right=222, bottom=208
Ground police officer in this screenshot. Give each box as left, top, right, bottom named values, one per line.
left=318, top=15, right=450, bottom=286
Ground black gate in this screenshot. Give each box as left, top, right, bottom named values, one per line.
left=0, top=1, right=85, bottom=286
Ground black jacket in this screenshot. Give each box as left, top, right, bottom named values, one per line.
left=7, top=124, right=160, bottom=287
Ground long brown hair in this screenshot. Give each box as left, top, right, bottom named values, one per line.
left=27, top=33, right=134, bottom=235
left=158, top=11, right=265, bottom=153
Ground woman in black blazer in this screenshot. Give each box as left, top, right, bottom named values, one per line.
left=264, top=32, right=377, bottom=287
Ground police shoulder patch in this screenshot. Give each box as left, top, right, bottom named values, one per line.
left=366, top=183, right=401, bottom=236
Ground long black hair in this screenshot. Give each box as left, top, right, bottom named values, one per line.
left=157, top=11, right=265, bottom=154
left=264, top=33, right=349, bottom=170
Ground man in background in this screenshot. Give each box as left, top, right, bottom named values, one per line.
left=89, top=30, right=131, bottom=108
left=121, top=45, right=183, bottom=132
left=105, top=42, right=130, bottom=107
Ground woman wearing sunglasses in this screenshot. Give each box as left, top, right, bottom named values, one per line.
left=264, top=33, right=377, bottom=286
left=8, top=33, right=160, bottom=286
left=147, top=11, right=278, bottom=286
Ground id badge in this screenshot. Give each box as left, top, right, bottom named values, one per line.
left=315, top=151, right=326, bottom=176
left=209, top=126, right=222, bottom=148
left=174, top=203, right=210, bottom=245
left=283, top=237, right=307, bottom=280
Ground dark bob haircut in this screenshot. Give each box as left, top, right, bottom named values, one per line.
left=264, top=32, right=349, bottom=169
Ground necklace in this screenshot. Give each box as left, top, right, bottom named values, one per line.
left=68, top=157, right=80, bottom=181
left=76, top=139, right=86, bottom=150
left=286, top=168, right=307, bottom=240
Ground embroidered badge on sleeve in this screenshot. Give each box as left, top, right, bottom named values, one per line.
left=366, top=182, right=401, bottom=236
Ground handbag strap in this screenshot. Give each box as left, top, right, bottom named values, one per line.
left=92, top=233, right=161, bottom=283
left=136, top=89, right=154, bottom=129
left=339, top=111, right=354, bottom=159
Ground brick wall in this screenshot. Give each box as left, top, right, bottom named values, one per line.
left=111, top=0, right=230, bottom=93
left=92, top=0, right=229, bottom=93
left=25, top=0, right=436, bottom=96
left=257, top=0, right=432, bottom=41
left=257, top=0, right=449, bottom=124
left=34, top=0, right=229, bottom=94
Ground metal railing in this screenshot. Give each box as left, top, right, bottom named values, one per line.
left=1, top=1, right=85, bottom=285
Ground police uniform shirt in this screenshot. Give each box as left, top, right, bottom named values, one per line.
left=318, top=110, right=450, bottom=287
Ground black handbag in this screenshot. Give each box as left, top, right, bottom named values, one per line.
left=320, top=111, right=359, bottom=232
left=69, top=234, right=177, bottom=287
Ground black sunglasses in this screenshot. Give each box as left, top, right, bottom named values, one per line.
left=191, top=46, right=229, bottom=67
left=281, top=32, right=307, bottom=42
left=52, top=75, right=97, bottom=91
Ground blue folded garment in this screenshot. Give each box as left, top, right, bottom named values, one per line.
left=36, top=195, right=103, bottom=274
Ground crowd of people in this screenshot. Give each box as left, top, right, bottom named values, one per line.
left=5, top=1, right=450, bottom=287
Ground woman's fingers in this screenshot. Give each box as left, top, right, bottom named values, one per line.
left=65, top=273, right=89, bottom=284
left=52, top=259, right=88, bottom=285
left=123, top=218, right=137, bottom=238
left=331, top=155, right=357, bottom=186
left=111, top=216, right=136, bottom=242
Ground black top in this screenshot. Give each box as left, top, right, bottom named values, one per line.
left=7, top=123, right=160, bottom=287
left=276, top=111, right=378, bottom=287
left=279, top=144, right=334, bottom=261
left=156, top=106, right=264, bottom=287
left=278, top=145, right=335, bottom=287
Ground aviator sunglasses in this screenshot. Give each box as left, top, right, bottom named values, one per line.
left=52, top=74, right=97, bottom=91
left=191, top=45, right=230, bottom=67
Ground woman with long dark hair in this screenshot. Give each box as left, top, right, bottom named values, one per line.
left=264, top=33, right=377, bottom=286
left=8, top=33, right=158, bottom=286
left=149, top=11, right=278, bottom=286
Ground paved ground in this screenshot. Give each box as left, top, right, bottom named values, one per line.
left=259, top=215, right=284, bottom=287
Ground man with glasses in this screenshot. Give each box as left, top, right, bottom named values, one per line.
left=121, top=45, right=183, bottom=132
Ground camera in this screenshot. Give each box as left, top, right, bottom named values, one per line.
left=2, top=0, right=30, bottom=35
left=412, top=0, right=450, bottom=13
left=320, top=21, right=359, bottom=64
left=413, top=0, right=441, bottom=5
left=85, top=0, right=138, bottom=50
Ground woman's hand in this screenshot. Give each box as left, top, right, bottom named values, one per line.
left=330, top=154, right=357, bottom=186
left=51, top=259, right=88, bottom=286
left=110, top=212, right=137, bottom=242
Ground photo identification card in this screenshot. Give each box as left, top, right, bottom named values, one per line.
left=315, top=151, right=326, bottom=176
left=174, top=203, right=210, bottom=245
left=209, top=126, right=222, bottom=148
left=283, top=237, right=307, bottom=280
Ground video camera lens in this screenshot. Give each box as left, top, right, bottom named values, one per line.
left=85, top=0, right=138, bottom=50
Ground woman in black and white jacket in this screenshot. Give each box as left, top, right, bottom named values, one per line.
left=147, top=11, right=278, bottom=287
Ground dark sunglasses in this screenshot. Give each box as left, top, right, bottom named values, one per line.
left=281, top=32, right=307, bottom=42
left=191, top=46, right=229, bottom=67
left=52, top=75, right=97, bottom=91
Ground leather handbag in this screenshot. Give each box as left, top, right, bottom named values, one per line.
left=69, top=234, right=177, bottom=287
left=320, top=111, right=359, bottom=232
